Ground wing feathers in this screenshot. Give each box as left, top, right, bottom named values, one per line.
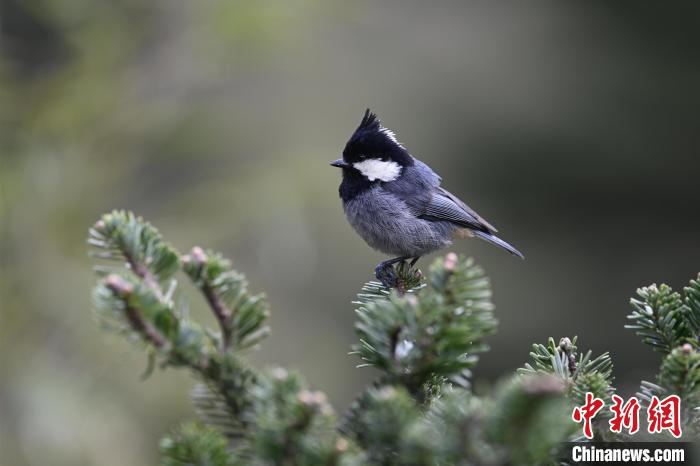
left=421, top=187, right=497, bottom=233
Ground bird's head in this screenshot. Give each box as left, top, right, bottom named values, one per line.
left=331, top=109, right=413, bottom=182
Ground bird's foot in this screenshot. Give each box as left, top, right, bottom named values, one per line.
left=375, top=262, right=398, bottom=288
left=374, top=256, right=419, bottom=289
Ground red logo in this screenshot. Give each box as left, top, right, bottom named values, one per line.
left=573, top=393, right=683, bottom=438
left=572, top=392, right=605, bottom=439
left=647, top=395, right=682, bottom=438
left=609, top=395, right=641, bottom=435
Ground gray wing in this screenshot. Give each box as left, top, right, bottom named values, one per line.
left=421, top=187, right=498, bottom=233
left=382, top=157, right=497, bottom=232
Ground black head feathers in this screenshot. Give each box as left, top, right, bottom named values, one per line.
left=357, top=108, right=381, bottom=132
left=343, top=109, right=412, bottom=166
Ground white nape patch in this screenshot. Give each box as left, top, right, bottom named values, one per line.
left=380, top=128, right=399, bottom=144
left=353, top=159, right=402, bottom=182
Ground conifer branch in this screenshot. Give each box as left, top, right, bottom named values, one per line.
left=87, top=210, right=700, bottom=463
left=486, top=375, right=573, bottom=463
left=626, top=283, right=692, bottom=353
left=351, top=253, right=496, bottom=400
left=659, top=344, right=700, bottom=404
left=124, top=248, right=166, bottom=300
left=184, top=247, right=234, bottom=351
left=89, top=210, right=180, bottom=285
left=182, top=247, right=270, bottom=354
left=520, top=335, right=615, bottom=440
left=160, top=422, right=236, bottom=466
left=104, top=274, right=167, bottom=349
left=683, top=274, right=700, bottom=340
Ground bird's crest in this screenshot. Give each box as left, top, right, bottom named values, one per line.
left=358, top=108, right=381, bottom=131
left=352, top=109, right=402, bottom=147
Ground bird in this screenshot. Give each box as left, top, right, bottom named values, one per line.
left=331, top=109, right=523, bottom=287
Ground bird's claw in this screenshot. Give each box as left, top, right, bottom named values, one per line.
left=375, top=263, right=398, bottom=288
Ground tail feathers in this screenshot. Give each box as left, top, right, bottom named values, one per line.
left=471, top=230, right=524, bottom=259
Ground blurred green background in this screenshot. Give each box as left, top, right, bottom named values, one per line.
left=1, top=1, right=699, bottom=464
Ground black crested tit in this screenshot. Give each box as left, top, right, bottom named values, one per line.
left=331, top=109, right=523, bottom=286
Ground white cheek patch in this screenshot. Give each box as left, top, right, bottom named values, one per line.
left=353, top=159, right=402, bottom=182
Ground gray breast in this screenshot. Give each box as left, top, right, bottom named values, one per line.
left=344, top=186, right=456, bottom=257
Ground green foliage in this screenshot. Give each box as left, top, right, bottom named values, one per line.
left=89, top=210, right=180, bottom=284
left=89, top=211, right=355, bottom=465
left=486, top=375, right=573, bottom=465
left=88, top=211, right=700, bottom=465
left=521, top=337, right=615, bottom=414
left=183, top=247, right=270, bottom=352
left=191, top=383, right=249, bottom=440
left=627, top=276, right=700, bottom=437
left=651, top=345, right=700, bottom=436
left=626, top=282, right=698, bottom=353
left=242, top=368, right=359, bottom=466
left=414, top=388, right=489, bottom=465
left=658, top=345, right=700, bottom=405
left=352, top=254, right=497, bottom=398
left=683, top=274, right=700, bottom=339
left=342, top=386, right=420, bottom=464
left=341, top=375, right=573, bottom=466
left=160, top=422, right=235, bottom=466
left=520, top=337, right=630, bottom=442
left=194, top=355, right=259, bottom=439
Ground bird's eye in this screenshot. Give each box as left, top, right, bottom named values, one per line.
left=358, top=154, right=366, bottom=160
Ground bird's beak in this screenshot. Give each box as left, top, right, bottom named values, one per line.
left=330, top=159, right=349, bottom=168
